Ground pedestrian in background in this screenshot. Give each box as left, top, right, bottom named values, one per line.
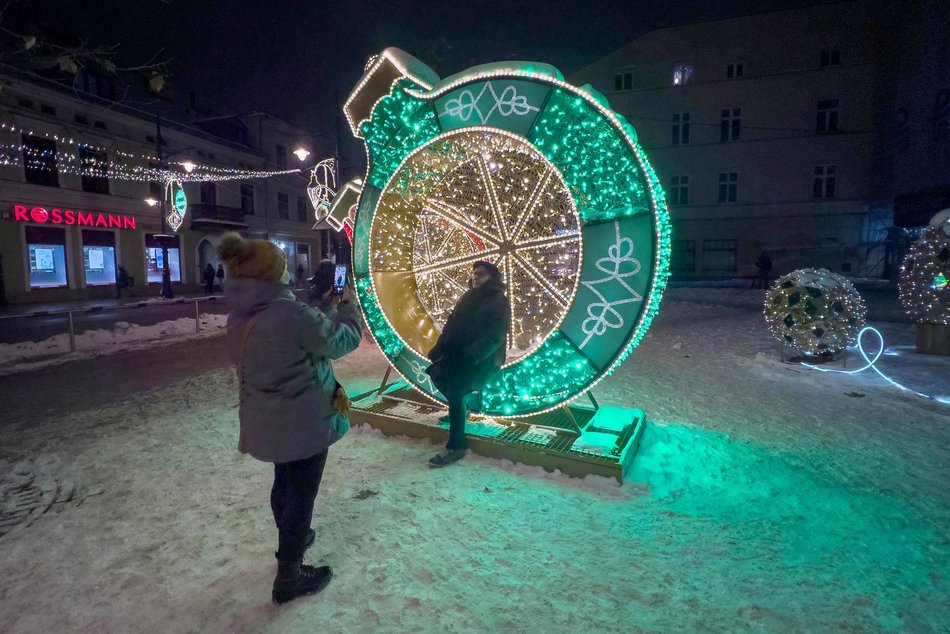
left=203, top=262, right=216, bottom=294
left=425, top=261, right=509, bottom=467
left=219, top=232, right=361, bottom=605
left=216, top=262, right=225, bottom=291
left=752, top=252, right=773, bottom=289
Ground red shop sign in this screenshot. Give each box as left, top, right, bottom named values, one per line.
left=12, top=204, right=136, bottom=229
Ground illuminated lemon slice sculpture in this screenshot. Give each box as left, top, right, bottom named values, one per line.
left=344, top=49, right=671, bottom=417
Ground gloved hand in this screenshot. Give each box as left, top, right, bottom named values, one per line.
left=332, top=386, right=351, bottom=414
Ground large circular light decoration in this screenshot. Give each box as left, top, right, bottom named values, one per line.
left=345, top=49, right=671, bottom=416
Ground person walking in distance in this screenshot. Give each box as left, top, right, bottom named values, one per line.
left=219, top=232, right=361, bottom=604
left=752, top=252, right=773, bottom=289
left=203, top=262, right=216, bottom=294
left=425, top=261, right=509, bottom=467
left=216, top=262, right=225, bottom=291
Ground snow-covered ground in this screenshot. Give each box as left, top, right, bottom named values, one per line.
left=0, top=287, right=947, bottom=633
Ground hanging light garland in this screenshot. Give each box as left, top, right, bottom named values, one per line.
left=1, top=119, right=311, bottom=184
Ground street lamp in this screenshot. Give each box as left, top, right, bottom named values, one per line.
left=144, top=194, right=176, bottom=299
left=149, top=114, right=198, bottom=300
left=292, top=147, right=311, bottom=162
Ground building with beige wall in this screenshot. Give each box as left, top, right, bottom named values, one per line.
left=569, top=0, right=900, bottom=279
left=0, top=65, right=327, bottom=305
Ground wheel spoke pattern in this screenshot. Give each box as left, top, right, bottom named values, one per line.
left=372, top=130, right=582, bottom=363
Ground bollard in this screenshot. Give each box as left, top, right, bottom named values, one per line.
left=68, top=311, right=76, bottom=352
left=194, top=300, right=201, bottom=333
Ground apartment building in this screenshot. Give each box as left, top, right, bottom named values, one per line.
left=569, top=0, right=902, bottom=279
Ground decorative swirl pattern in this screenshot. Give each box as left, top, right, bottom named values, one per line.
left=579, top=221, right=642, bottom=348
left=442, top=82, right=539, bottom=125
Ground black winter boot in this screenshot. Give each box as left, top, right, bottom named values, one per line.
left=272, top=560, right=333, bottom=604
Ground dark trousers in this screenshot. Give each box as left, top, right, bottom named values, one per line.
left=204, top=279, right=214, bottom=293
left=446, top=388, right=469, bottom=450
left=271, top=449, right=329, bottom=562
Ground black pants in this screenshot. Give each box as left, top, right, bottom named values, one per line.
left=446, top=388, right=469, bottom=450
left=204, top=279, right=214, bottom=293
left=270, top=449, right=329, bottom=562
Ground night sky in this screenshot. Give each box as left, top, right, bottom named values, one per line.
left=6, top=0, right=811, bottom=157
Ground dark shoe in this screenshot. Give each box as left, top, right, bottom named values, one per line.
left=428, top=448, right=467, bottom=468
left=272, top=561, right=333, bottom=605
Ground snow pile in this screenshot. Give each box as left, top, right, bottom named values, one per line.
left=0, top=313, right=228, bottom=374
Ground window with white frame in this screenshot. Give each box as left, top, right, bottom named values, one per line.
left=702, top=239, right=738, bottom=273
left=669, top=176, right=689, bottom=205
left=613, top=68, right=633, bottom=91
left=671, top=240, right=696, bottom=274
left=813, top=165, right=837, bottom=198
left=718, top=172, right=738, bottom=203
left=720, top=107, right=742, bottom=142
left=816, top=99, right=840, bottom=133
left=297, top=196, right=309, bottom=222
left=672, top=113, right=691, bottom=145
left=275, top=144, right=287, bottom=168
left=277, top=192, right=289, bottom=220
left=672, top=64, right=694, bottom=86
left=241, top=183, right=255, bottom=215
left=820, top=48, right=841, bottom=67
left=26, top=226, right=68, bottom=288
left=726, top=62, right=744, bottom=78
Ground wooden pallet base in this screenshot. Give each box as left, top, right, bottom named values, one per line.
left=348, top=384, right=646, bottom=483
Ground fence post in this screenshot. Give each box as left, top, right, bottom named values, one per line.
left=194, top=300, right=201, bottom=333
left=67, top=311, right=76, bottom=352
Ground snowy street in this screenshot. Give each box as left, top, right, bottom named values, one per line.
left=0, top=286, right=947, bottom=633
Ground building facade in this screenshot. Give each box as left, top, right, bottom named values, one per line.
left=0, top=66, right=327, bottom=305
left=569, top=0, right=903, bottom=279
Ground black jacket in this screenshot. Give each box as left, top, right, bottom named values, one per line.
left=426, top=279, right=509, bottom=395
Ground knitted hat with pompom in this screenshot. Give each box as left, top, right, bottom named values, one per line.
left=217, top=232, right=286, bottom=282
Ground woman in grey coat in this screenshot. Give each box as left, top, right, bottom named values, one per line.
left=219, top=232, right=361, bottom=605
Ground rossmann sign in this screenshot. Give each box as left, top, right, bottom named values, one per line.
left=12, top=204, right=137, bottom=229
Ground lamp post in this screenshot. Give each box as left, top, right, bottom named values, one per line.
left=153, top=115, right=175, bottom=299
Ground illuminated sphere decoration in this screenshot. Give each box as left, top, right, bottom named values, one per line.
left=898, top=213, right=950, bottom=325
left=764, top=268, right=867, bottom=357
left=344, top=49, right=672, bottom=416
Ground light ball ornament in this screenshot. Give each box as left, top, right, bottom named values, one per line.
left=764, top=268, right=867, bottom=356
left=898, top=213, right=950, bottom=325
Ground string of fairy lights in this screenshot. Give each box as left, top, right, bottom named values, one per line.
left=0, top=119, right=317, bottom=186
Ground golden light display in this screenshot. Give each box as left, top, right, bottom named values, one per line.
left=764, top=267, right=867, bottom=357
left=370, top=129, right=581, bottom=362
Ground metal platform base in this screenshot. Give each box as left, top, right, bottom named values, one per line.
left=348, top=383, right=646, bottom=482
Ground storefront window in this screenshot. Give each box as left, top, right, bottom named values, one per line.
left=82, top=229, right=117, bottom=286
left=25, top=226, right=67, bottom=288
left=145, top=234, right=181, bottom=283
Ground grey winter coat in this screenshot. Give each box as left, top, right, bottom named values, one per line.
left=226, top=278, right=362, bottom=463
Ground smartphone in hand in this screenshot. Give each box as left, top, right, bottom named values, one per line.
left=332, top=265, right=347, bottom=295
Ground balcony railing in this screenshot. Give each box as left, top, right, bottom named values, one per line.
left=188, top=204, right=246, bottom=227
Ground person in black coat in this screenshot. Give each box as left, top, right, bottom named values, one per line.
left=425, top=261, right=509, bottom=467
left=203, top=262, right=216, bottom=294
